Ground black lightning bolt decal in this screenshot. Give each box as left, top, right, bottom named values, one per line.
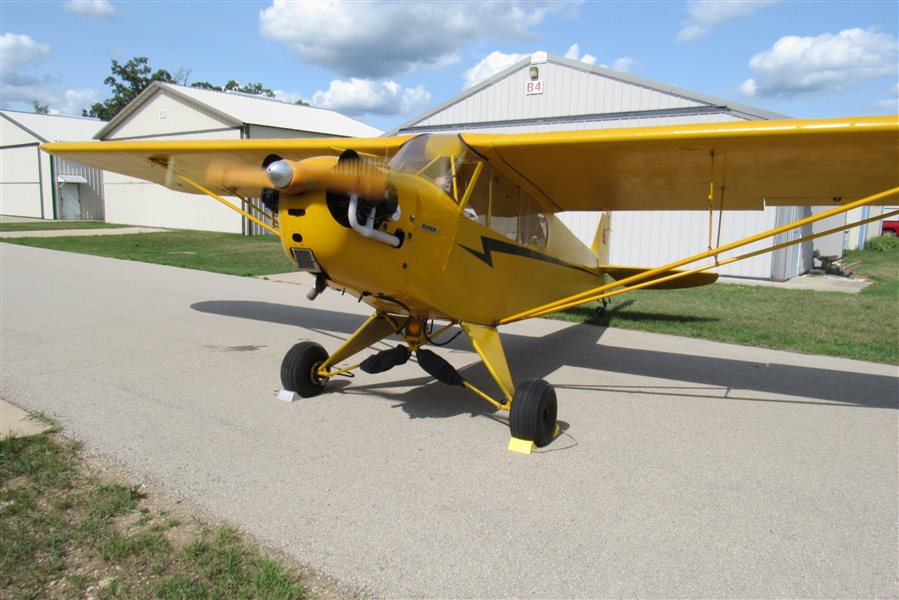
left=459, top=236, right=597, bottom=275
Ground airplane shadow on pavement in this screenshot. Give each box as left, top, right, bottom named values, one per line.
left=191, top=300, right=899, bottom=420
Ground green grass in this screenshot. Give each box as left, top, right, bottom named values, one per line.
left=0, top=220, right=127, bottom=232
left=3, top=230, right=294, bottom=276
left=0, top=425, right=312, bottom=599
left=555, top=244, right=899, bottom=364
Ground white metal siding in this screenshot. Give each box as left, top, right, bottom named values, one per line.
left=102, top=129, right=242, bottom=232
left=103, top=179, right=241, bottom=232
left=0, top=146, right=42, bottom=217
left=248, top=125, right=321, bottom=139
left=419, top=63, right=706, bottom=128
left=560, top=209, right=777, bottom=279
left=1, top=119, right=39, bottom=146
left=105, top=92, right=235, bottom=140
left=55, top=157, right=104, bottom=220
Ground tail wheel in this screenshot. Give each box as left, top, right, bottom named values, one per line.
left=281, top=341, right=329, bottom=397
left=509, top=379, right=558, bottom=447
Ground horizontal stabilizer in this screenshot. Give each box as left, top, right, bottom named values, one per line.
left=602, top=266, right=718, bottom=290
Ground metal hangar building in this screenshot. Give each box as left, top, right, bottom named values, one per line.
left=390, top=51, right=832, bottom=281
left=93, top=82, right=383, bottom=234
left=0, top=111, right=106, bottom=221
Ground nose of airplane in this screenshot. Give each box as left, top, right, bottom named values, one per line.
left=266, top=160, right=295, bottom=189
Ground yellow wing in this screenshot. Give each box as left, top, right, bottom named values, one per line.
left=41, top=136, right=411, bottom=198
left=461, top=115, right=899, bottom=211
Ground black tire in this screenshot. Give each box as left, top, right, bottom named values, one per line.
left=509, top=379, right=558, bottom=447
left=280, top=341, right=329, bottom=397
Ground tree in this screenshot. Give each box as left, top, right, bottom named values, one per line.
left=82, top=56, right=296, bottom=119
left=83, top=56, right=174, bottom=120
left=32, top=100, right=49, bottom=114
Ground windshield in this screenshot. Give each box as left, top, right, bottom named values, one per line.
left=388, top=134, right=481, bottom=202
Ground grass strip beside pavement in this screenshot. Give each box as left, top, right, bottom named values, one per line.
left=0, top=426, right=311, bottom=600
left=2, top=230, right=294, bottom=277
left=554, top=245, right=899, bottom=364
left=0, top=220, right=129, bottom=232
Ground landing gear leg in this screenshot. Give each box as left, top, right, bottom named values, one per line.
left=281, top=312, right=400, bottom=396
left=460, top=322, right=560, bottom=452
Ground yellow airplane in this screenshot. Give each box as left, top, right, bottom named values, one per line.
left=43, top=115, right=899, bottom=452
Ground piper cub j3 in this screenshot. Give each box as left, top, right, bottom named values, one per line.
left=44, top=116, right=899, bottom=452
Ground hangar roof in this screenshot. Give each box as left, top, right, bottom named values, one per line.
left=95, top=82, right=381, bottom=140
left=0, top=110, right=105, bottom=144
left=388, top=52, right=788, bottom=136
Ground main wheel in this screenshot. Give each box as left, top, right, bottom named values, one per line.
left=280, top=341, right=329, bottom=397
left=509, top=379, right=558, bottom=447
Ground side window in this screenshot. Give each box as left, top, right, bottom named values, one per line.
left=490, top=172, right=519, bottom=240
left=519, top=192, right=548, bottom=249
left=468, top=167, right=548, bottom=248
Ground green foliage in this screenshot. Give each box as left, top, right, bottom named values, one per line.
left=84, top=56, right=175, bottom=120
left=190, top=79, right=276, bottom=98
left=861, top=234, right=899, bottom=252
left=31, top=100, right=49, bottom=114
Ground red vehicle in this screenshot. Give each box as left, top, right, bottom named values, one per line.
left=882, top=219, right=899, bottom=236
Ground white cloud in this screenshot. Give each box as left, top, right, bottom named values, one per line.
left=463, top=51, right=529, bottom=89
left=311, top=78, right=431, bottom=116
left=875, top=83, right=899, bottom=110
left=58, top=88, right=99, bottom=115
left=0, top=33, right=50, bottom=82
left=259, top=0, right=576, bottom=78
left=597, top=56, right=635, bottom=73
left=0, top=33, right=98, bottom=115
left=271, top=89, right=307, bottom=105
left=63, top=0, right=115, bottom=18
left=564, top=44, right=596, bottom=65
left=677, top=0, right=779, bottom=42
left=739, top=28, right=898, bottom=99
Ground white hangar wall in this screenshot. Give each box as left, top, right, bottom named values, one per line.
left=100, top=90, right=244, bottom=233
left=391, top=52, right=814, bottom=280
left=1, top=111, right=105, bottom=220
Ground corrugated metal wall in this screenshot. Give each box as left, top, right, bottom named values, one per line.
left=54, top=157, right=104, bottom=220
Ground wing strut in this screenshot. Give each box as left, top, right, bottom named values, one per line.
left=500, top=185, right=899, bottom=324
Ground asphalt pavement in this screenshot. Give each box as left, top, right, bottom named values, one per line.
left=1, top=242, right=897, bottom=599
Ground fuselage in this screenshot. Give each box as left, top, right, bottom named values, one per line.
left=277, top=134, right=612, bottom=326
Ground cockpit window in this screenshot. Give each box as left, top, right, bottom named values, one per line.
left=388, top=134, right=548, bottom=249
left=388, top=134, right=481, bottom=202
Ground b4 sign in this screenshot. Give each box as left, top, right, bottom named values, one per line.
left=525, top=80, right=544, bottom=95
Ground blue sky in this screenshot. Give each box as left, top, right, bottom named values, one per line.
left=2, top=1, right=896, bottom=132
